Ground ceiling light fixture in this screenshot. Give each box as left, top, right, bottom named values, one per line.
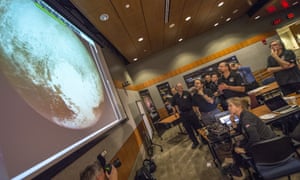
left=214, top=22, right=219, bottom=27
left=218, top=1, right=224, bottom=7
left=233, top=9, right=239, bottom=14
left=185, top=16, right=192, bottom=21
left=292, top=1, right=299, bottom=5
left=133, top=58, right=138, bottom=61
left=99, top=13, right=109, bottom=21
left=169, top=23, right=175, bottom=28
left=254, top=15, right=260, bottom=20
left=138, top=37, right=144, bottom=42
left=125, top=4, right=130, bottom=8
left=164, top=0, right=170, bottom=24
left=226, top=17, right=231, bottom=22
left=178, top=38, right=183, bottom=42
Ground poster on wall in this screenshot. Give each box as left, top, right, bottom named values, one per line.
left=183, top=56, right=239, bottom=88
left=139, top=89, right=160, bottom=122
left=156, top=82, right=174, bottom=115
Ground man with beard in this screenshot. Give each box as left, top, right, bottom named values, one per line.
left=192, top=79, right=221, bottom=125
left=218, top=62, right=247, bottom=110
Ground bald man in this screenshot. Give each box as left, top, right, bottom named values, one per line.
left=172, top=83, right=202, bottom=149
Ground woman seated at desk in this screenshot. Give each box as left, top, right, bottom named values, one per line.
left=224, top=97, right=276, bottom=178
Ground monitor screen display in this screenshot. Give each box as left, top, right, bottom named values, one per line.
left=0, top=0, right=126, bottom=179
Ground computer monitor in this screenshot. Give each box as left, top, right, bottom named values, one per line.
left=214, top=111, right=239, bottom=126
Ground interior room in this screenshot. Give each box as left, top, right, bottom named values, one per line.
left=1, top=0, right=300, bottom=180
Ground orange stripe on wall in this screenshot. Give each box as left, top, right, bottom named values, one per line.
left=115, top=31, right=276, bottom=91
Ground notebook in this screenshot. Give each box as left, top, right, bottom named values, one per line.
left=264, top=95, right=297, bottom=114
left=214, top=111, right=239, bottom=126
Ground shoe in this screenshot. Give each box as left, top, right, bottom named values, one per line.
left=221, top=157, right=234, bottom=168
left=191, top=142, right=199, bottom=149
left=223, top=164, right=243, bottom=177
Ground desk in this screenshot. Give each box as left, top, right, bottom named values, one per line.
left=248, top=82, right=280, bottom=107
left=199, top=128, right=233, bottom=168
left=248, top=82, right=279, bottom=96
left=251, top=95, right=300, bottom=124
left=155, top=114, right=184, bottom=137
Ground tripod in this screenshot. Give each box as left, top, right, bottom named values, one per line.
left=143, top=131, right=163, bottom=157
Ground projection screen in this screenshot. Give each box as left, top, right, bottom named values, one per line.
left=0, top=0, right=127, bottom=179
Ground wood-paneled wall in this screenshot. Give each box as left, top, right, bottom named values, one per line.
left=111, top=121, right=145, bottom=180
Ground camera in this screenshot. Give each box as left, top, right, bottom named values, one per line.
left=97, top=154, right=122, bottom=174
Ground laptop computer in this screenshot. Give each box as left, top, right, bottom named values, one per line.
left=214, top=111, right=239, bottom=126
left=264, top=95, right=297, bottom=114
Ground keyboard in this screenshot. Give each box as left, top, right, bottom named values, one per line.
left=275, top=105, right=298, bottom=114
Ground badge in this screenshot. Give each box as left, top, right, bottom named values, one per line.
left=229, top=77, right=234, bottom=82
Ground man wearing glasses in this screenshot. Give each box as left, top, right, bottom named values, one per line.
left=267, top=39, right=300, bottom=95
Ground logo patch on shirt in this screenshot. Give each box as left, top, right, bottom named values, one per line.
left=229, top=77, right=234, bottom=82
left=245, top=124, right=251, bottom=128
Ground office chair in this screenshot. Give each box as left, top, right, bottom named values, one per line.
left=143, top=131, right=163, bottom=157
left=243, top=136, right=300, bottom=180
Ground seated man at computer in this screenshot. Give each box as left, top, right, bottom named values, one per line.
left=224, top=97, right=276, bottom=178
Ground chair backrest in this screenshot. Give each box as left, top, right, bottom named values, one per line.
left=249, top=136, right=296, bottom=166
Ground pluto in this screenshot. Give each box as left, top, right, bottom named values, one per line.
left=0, top=0, right=104, bottom=129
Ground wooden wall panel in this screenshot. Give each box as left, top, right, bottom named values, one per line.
left=111, top=121, right=145, bottom=180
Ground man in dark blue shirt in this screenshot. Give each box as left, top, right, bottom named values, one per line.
left=192, top=79, right=221, bottom=125
left=172, top=83, right=202, bottom=149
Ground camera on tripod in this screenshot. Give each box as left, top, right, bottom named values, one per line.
left=97, top=154, right=121, bottom=174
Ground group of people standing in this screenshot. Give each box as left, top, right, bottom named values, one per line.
left=171, top=60, right=251, bottom=149
left=170, top=39, right=300, bottom=178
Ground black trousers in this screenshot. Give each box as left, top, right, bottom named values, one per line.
left=180, top=110, right=202, bottom=144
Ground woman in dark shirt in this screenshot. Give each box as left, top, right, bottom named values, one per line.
left=224, top=97, right=276, bottom=178
left=227, top=97, right=276, bottom=153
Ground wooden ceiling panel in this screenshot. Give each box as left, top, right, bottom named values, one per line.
left=163, top=0, right=186, bottom=48
left=69, top=0, right=300, bottom=63
left=180, top=0, right=205, bottom=39
left=141, top=0, right=165, bottom=52
left=110, top=0, right=151, bottom=59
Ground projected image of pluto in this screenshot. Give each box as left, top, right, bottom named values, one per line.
left=0, top=0, right=104, bottom=129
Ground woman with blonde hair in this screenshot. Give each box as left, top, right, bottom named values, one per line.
left=224, top=97, right=276, bottom=178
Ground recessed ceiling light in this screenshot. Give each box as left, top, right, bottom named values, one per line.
left=292, top=1, right=299, bottom=5
left=138, top=37, right=144, bottom=42
left=233, top=9, right=239, bottom=14
left=178, top=38, right=183, bottom=42
left=143, top=49, right=147, bottom=52
left=169, top=23, right=175, bottom=28
left=99, top=13, right=109, bottom=21
left=185, top=16, right=192, bottom=21
left=214, top=22, right=219, bottom=27
left=125, top=4, right=130, bottom=8
left=254, top=15, right=260, bottom=20
left=133, top=58, right=138, bottom=61
left=218, top=1, right=224, bottom=7
left=226, top=17, right=231, bottom=22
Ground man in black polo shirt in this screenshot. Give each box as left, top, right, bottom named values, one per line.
left=172, top=83, right=202, bottom=149
left=218, top=61, right=247, bottom=110
left=192, top=79, right=221, bottom=125
left=267, top=39, right=300, bottom=95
